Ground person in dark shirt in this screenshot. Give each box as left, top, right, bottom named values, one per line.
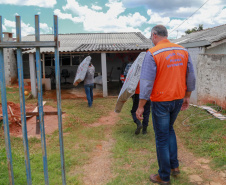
left=84, top=63, right=95, bottom=107
left=124, top=62, right=151, bottom=135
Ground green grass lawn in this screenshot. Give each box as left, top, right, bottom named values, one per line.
left=108, top=100, right=191, bottom=185
left=0, top=88, right=117, bottom=184
left=0, top=86, right=225, bottom=184
left=175, top=106, right=226, bottom=171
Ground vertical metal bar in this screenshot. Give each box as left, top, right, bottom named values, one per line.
left=54, top=15, right=66, bottom=185
left=42, top=54, right=45, bottom=79
left=0, top=16, right=15, bottom=185
left=16, top=16, right=32, bottom=185
left=35, top=15, right=49, bottom=185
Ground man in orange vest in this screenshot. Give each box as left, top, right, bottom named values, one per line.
left=136, top=25, right=196, bottom=184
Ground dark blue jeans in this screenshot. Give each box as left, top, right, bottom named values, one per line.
left=151, top=99, right=183, bottom=181
left=131, top=94, right=151, bottom=127
left=84, top=83, right=94, bottom=107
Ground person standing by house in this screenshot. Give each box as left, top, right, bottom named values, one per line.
left=136, top=25, right=196, bottom=184
left=123, top=61, right=133, bottom=79
left=84, top=62, right=95, bottom=107
left=124, top=62, right=151, bottom=135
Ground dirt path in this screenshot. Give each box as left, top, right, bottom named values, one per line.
left=81, top=111, right=225, bottom=185
left=82, top=111, right=120, bottom=185
left=177, top=137, right=226, bottom=185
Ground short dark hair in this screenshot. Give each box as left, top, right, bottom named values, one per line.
left=151, top=25, right=168, bottom=37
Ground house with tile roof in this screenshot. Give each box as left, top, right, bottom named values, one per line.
left=173, top=24, right=226, bottom=108
left=3, top=32, right=152, bottom=97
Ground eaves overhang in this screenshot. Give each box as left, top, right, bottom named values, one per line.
left=177, top=40, right=211, bottom=48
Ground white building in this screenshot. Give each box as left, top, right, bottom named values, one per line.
left=173, top=24, right=226, bottom=108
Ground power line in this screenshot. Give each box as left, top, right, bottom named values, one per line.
left=169, top=0, right=210, bottom=35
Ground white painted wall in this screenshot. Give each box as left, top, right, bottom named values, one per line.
left=187, top=47, right=205, bottom=104
left=197, top=54, right=226, bottom=108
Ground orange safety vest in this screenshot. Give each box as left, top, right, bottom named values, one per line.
left=148, top=39, right=188, bottom=102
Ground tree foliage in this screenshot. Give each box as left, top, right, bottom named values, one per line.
left=185, top=24, right=203, bottom=34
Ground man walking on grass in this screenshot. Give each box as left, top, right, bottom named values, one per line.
left=136, top=25, right=196, bottom=184
left=84, top=62, right=95, bottom=107
left=123, top=62, right=151, bottom=135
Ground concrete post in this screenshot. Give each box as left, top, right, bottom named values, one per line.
left=29, top=53, right=37, bottom=98
left=101, top=52, right=108, bottom=97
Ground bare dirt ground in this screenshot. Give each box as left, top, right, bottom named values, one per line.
left=1, top=88, right=103, bottom=138
left=8, top=104, right=62, bottom=138
left=177, top=138, right=226, bottom=185
left=43, top=88, right=103, bottom=100
left=82, top=111, right=120, bottom=185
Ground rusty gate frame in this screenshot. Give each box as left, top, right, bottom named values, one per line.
left=0, top=15, right=66, bottom=185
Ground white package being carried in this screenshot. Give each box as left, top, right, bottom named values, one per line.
left=115, top=52, right=146, bottom=113
left=73, top=56, right=92, bottom=86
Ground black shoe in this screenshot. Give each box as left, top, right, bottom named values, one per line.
left=135, top=120, right=142, bottom=135
left=142, top=127, right=147, bottom=135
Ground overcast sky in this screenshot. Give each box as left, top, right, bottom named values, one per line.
left=0, top=0, right=225, bottom=39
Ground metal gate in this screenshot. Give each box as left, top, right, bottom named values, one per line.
left=0, top=15, right=66, bottom=185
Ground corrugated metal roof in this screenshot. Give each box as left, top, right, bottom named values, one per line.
left=172, top=24, right=226, bottom=47
left=22, top=32, right=152, bottom=53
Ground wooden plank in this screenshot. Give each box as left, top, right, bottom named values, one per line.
left=8, top=105, right=22, bottom=126
left=26, top=101, right=47, bottom=118
left=32, top=101, right=46, bottom=112
left=26, top=111, right=65, bottom=116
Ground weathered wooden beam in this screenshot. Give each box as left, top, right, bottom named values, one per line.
left=26, top=111, right=65, bottom=116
